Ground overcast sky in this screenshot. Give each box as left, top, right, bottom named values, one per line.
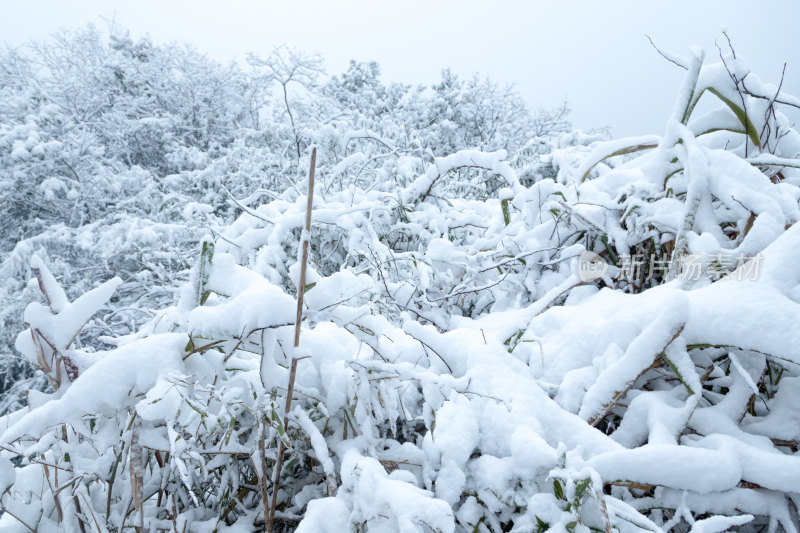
left=2, top=0, right=798, bottom=137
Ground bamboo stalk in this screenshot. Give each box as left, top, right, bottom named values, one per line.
left=266, top=147, right=316, bottom=532
left=129, top=416, right=144, bottom=533
left=257, top=421, right=271, bottom=531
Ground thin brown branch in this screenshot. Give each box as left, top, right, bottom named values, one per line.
left=266, top=146, right=316, bottom=532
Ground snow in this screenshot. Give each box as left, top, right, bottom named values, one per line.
left=401, top=149, right=522, bottom=204
left=587, top=444, right=740, bottom=493
left=29, top=254, right=68, bottom=313
left=573, top=134, right=661, bottom=182
left=689, top=515, right=754, bottom=533
left=578, top=291, right=686, bottom=423
left=2, top=333, right=186, bottom=443
left=20, top=273, right=122, bottom=351
left=295, top=497, right=350, bottom=533
left=432, top=399, right=479, bottom=467
left=187, top=252, right=297, bottom=338
left=339, top=451, right=455, bottom=533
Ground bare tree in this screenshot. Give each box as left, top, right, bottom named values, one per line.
left=531, top=100, right=571, bottom=138
left=248, top=46, right=324, bottom=162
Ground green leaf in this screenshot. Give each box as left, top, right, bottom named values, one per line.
left=271, top=409, right=293, bottom=448
left=199, top=289, right=212, bottom=305
left=304, top=282, right=317, bottom=293
left=535, top=516, right=550, bottom=533
left=696, top=126, right=746, bottom=137
left=580, top=142, right=659, bottom=182
left=501, top=198, right=511, bottom=226
left=471, top=516, right=486, bottom=533
left=661, top=352, right=695, bottom=396
left=707, top=87, right=761, bottom=149
left=686, top=86, right=761, bottom=148
left=574, top=477, right=592, bottom=502
left=553, top=479, right=565, bottom=500
left=601, top=236, right=619, bottom=267
left=504, top=330, right=524, bottom=352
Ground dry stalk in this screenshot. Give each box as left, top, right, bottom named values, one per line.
left=257, top=421, right=271, bottom=531
left=129, top=416, right=144, bottom=533
left=596, top=487, right=612, bottom=533
left=265, top=147, right=317, bottom=532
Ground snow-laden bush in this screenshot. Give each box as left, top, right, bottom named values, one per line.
left=0, top=26, right=571, bottom=408
left=2, top=41, right=800, bottom=533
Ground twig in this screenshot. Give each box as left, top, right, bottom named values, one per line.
left=646, top=35, right=688, bottom=71
left=0, top=502, right=37, bottom=533
left=716, top=36, right=752, bottom=157
left=426, top=272, right=510, bottom=302
left=405, top=332, right=453, bottom=373
left=220, top=182, right=275, bottom=225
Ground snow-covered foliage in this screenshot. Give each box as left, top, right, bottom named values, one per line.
left=2, top=28, right=800, bottom=533
left=0, top=26, right=572, bottom=413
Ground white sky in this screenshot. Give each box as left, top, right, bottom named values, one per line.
left=1, top=0, right=798, bottom=137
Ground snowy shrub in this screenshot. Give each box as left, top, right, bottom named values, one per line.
left=3, top=33, right=800, bottom=533
left=0, top=25, right=567, bottom=408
